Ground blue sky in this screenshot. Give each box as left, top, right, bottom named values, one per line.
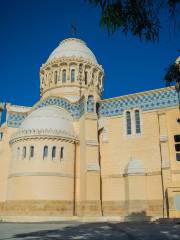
left=0, top=0, right=180, bottom=108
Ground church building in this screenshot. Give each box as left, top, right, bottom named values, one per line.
left=0, top=38, right=180, bottom=220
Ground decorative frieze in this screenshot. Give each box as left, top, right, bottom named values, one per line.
left=10, top=128, right=78, bottom=144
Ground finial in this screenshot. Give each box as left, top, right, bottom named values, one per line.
left=71, top=23, right=77, bottom=37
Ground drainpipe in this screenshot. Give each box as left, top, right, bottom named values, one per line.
left=98, top=129, right=103, bottom=216
left=157, top=113, right=165, bottom=218
left=73, top=141, right=77, bottom=216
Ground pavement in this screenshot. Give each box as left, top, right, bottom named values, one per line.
left=0, top=221, right=180, bottom=239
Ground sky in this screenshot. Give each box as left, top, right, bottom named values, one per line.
left=0, top=0, right=180, bottom=109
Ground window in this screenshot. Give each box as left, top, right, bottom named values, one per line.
left=174, top=135, right=180, bottom=142
left=30, top=146, right=34, bottom=158
left=52, top=146, right=56, bottom=160
left=85, top=71, right=88, bottom=85
left=62, top=69, right=66, bottom=82
left=175, top=144, right=180, bottom=152
left=174, top=135, right=180, bottom=161
left=126, top=111, right=132, bottom=135
left=71, top=69, right=75, bottom=82
left=17, top=147, right=20, bottom=159
left=22, top=146, right=26, bottom=159
left=87, top=95, right=94, bottom=112
left=176, top=153, right=180, bottom=161
left=60, top=147, right=64, bottom=159
left=54, top=71, right=58, bottom=84
left=135, top=110, right=141, bottom=134
left=0, top=132, right=3, bottom=141
left=43, top=146, right=48, bottom=159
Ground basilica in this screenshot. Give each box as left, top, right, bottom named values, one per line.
left=0, top=38, right=180, bottom=221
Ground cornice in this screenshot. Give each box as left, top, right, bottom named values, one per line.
left=41, top=56, right=104, bottom=72
left=8, top=172, right=73, bottom=179
left=100, top=86, right=175, bottom=103
left=9, top=129, right=78, bottom=145
left=41, top=84, right=88, bottom=95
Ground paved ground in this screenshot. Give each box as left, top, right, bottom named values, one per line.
left=0, top=221, right=180, bottom=240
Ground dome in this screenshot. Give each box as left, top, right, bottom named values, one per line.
left=48, top=38, right=98, bottom=64
left=20, top=106, right=75, bottom=137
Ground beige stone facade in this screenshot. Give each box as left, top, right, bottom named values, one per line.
left=0, top=38, right=180, bottom=220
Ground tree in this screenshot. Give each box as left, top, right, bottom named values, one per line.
left=88, top=0, right=180, bottom=42
left=88, top=0, right=180, bottom=122
left=165, top=57, right=180, bottom=123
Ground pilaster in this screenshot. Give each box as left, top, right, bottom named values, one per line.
left=158, top=111, right=171, bottom=217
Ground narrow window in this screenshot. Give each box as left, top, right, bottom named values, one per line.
left=52, top=146, right=56, bottom=160
left=126, top=111, right=132, bottom=135
left=84, top=71, right=88, bottom=85
left=60, top=147, right=64, bottom=160
left=17, top=147, right=20, bottom=160
left=175, top=144, right=180, bottom=152
left=54, top=71, right=58, bottom=84
left=87, top=95, right=94, bottom=112
left=43, top=146, right=48, bottom=159
left=176, top=153, right=180, bottom=161
left=62, top=69, right=66, bottom=83
left=0, top=132, right=3, bottom=140
left=174, top=135, right=180, bottom=142
left=30, top=146, right=34, bottom=158
left=71, top=69, right=75, bottom=82
left=174, top=135, right=180, bottom=162
left=23, top=146, right=26, bottom=159
left=135, top=110, right=141, bottom=134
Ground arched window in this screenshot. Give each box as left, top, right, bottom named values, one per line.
left=84, top=71, right=88, bottom=85
left=52, top=146, right=56, bottom=160
left=87, top=95, right=94, bottom=112
left=126, top=111, right=132, bottom=135
left=22, top=146, right=26, bottom=159
left=62, top=69, right=66, bottom=83
left=135, top=110, right=141, bottom=134
left=43, top=146, right=48, bottom=159
left=30, top=146, right=34, bottom=158
left=17, top=147, right=20, bottom=160
left=71, top=69, right=75, bottom=82
left=60, top=147, right=64, bottom=160
left=54, top=71, right=58, bottom=84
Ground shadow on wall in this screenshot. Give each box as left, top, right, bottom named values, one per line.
left=124, top=210, right=152, bottom=222
left=12, top=220, right=180, bottom=240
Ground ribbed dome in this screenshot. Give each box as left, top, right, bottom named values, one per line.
left=20, top=106, right=75, bottom=137
left=48, top=38, right=98, bottom=64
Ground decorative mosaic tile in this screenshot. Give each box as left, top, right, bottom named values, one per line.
left=98, top=89, right=178, bottom=117
left=34, top=97, right=85, bottom=119
left=7, top=113, right=26, bottom=128
left=6, top=88, right=178, bottom=128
